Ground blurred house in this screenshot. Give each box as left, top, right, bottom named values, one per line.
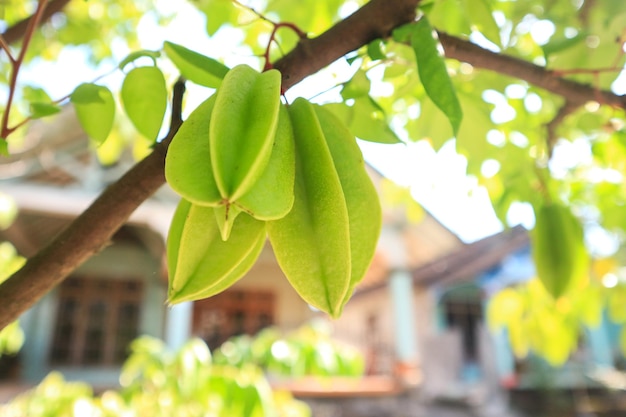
left=333, top=219, right=531, bottom=401
left=3, top=105, right=616, bottom=408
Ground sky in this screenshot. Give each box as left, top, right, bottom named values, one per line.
left=12, top=0, right=525, bottom=243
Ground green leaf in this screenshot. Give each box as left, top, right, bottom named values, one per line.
left=0, top=140, right=7, bottom=156
left=121, top=66, right=168, bottom=141
left=391, top=23, right=414, bottom=43
left=608, top=285, right=626, bottom=323
left=163, top=41, right=229, bottom=88
left=341, top=70, right=370, bottom=100
left=22, top=86, right=52, bottom=103
left=0, top=193, right=17, bottom=229
left=118, top=49, right=161, bottom=70
left=575, top=284, right=603, bottom=328
left=410, top=18, right=463, bottom=135
left=23, top=86, right=61, bottom=119
left=542, top=33, right=586, bottom=59
left=487, top=288, right=525, bottom=330
left=70, top=83, right=115, bottom=145
left=70, top=83, right=106, bottom=104
left=463, top=0, right=501, bottom=47
left=531, top=204, right=590, bottom=299
left=366, top=39, right=386, bottom=61
left=323, top=99, right=401, bottom=144
left=539, top=313, right=575, bottom=366
left=96, top=129, right=126, bottom=166
left=200, top=0, right=238, bottom=35
left=29, top=102, right=61, bottom=119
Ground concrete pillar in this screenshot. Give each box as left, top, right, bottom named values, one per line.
left=21, top=292, right=57, bottom=382
left=139, top=275, right=167, bottom=338
left=492, top=327, right=516, bottom=380
left=390, top=269, right=418, bottom=362
left=164, top=302, right=192, bottom=350
left=379, top=223, right=419, bottom=368
left=586, top=318, right=613, bottom=368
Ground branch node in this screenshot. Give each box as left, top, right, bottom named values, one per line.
left=545, top=101, right=579, bottom=158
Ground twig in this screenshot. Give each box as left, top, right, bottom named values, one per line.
left=1, top=0, right=71, bottom=45
left=0, top=35, right=15, bottom=63
left=231, top=0, right=273, bottom=25
left=273, top=0, right=421, bottom=91
left=437, top=31, right=626, bottom=110
left=230, top=0, right=307, bottom=72
left=3, top=62, right=119, bottom=140
left=263, top=22, right=307, bottom=72
left=579, top=0, right=595, bottom=28
left=545, top=101, right=578, bottom=157
left=1, top=0, right=49, bottom=139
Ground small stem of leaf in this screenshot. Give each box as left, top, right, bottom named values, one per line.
left=0, top=34, right=15, bottom=63
left=263, top=22, right=307, bottom=71
left=1, top=0, right=49, bottom=140
left=229, top=0, right=306, bottom=71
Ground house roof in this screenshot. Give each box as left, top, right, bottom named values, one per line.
left=411, top=224, right=529, bottom=287
left=354, top=224, right=529, bottom=297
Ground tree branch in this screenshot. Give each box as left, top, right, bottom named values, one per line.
left=274, top=0, right=420, bottom=91
left=1, top=0, right=71, bottom=46
left=0, top=0, right=422, bottom=330
left=438, top=31, right=626, bottom=109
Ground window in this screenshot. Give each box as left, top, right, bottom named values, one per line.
left=192, top=290, right=275, bottom=350
left=50, top=276, right=143, bottom=366
left=441, top=284, right=483, bottom=363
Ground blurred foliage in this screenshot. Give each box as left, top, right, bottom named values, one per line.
left=379, top=178, right=425, bottom=224
left=0, top=336, right=311, bottom=417
left=487, top=278, right=603, bottom=366
left=0, top=193, right=24, bottom=357
left=213, top=321, right=365, bottom=378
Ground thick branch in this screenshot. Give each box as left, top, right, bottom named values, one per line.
left=438, top=32, right=626, bottom=109
left=274, top=0, right=420, bottom=91
left=1, top=0, right=71, bottom=45
left=0, top=0, right=423, bottom=330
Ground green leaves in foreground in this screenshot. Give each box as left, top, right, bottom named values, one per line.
left=488, top=277, right=605, bottom=366
left=163, top=41, right=229, bottom=88
left=22, top=86, right=61, bottom=119
left=121, top=66, right=167, bottom=141
left=531, top=203, right=589, bottom=299
left=0, top=337, right=311, bottom=417
left=70, top=83, right=115, bottom=145
left=406, top=17, right=463, bottom=136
